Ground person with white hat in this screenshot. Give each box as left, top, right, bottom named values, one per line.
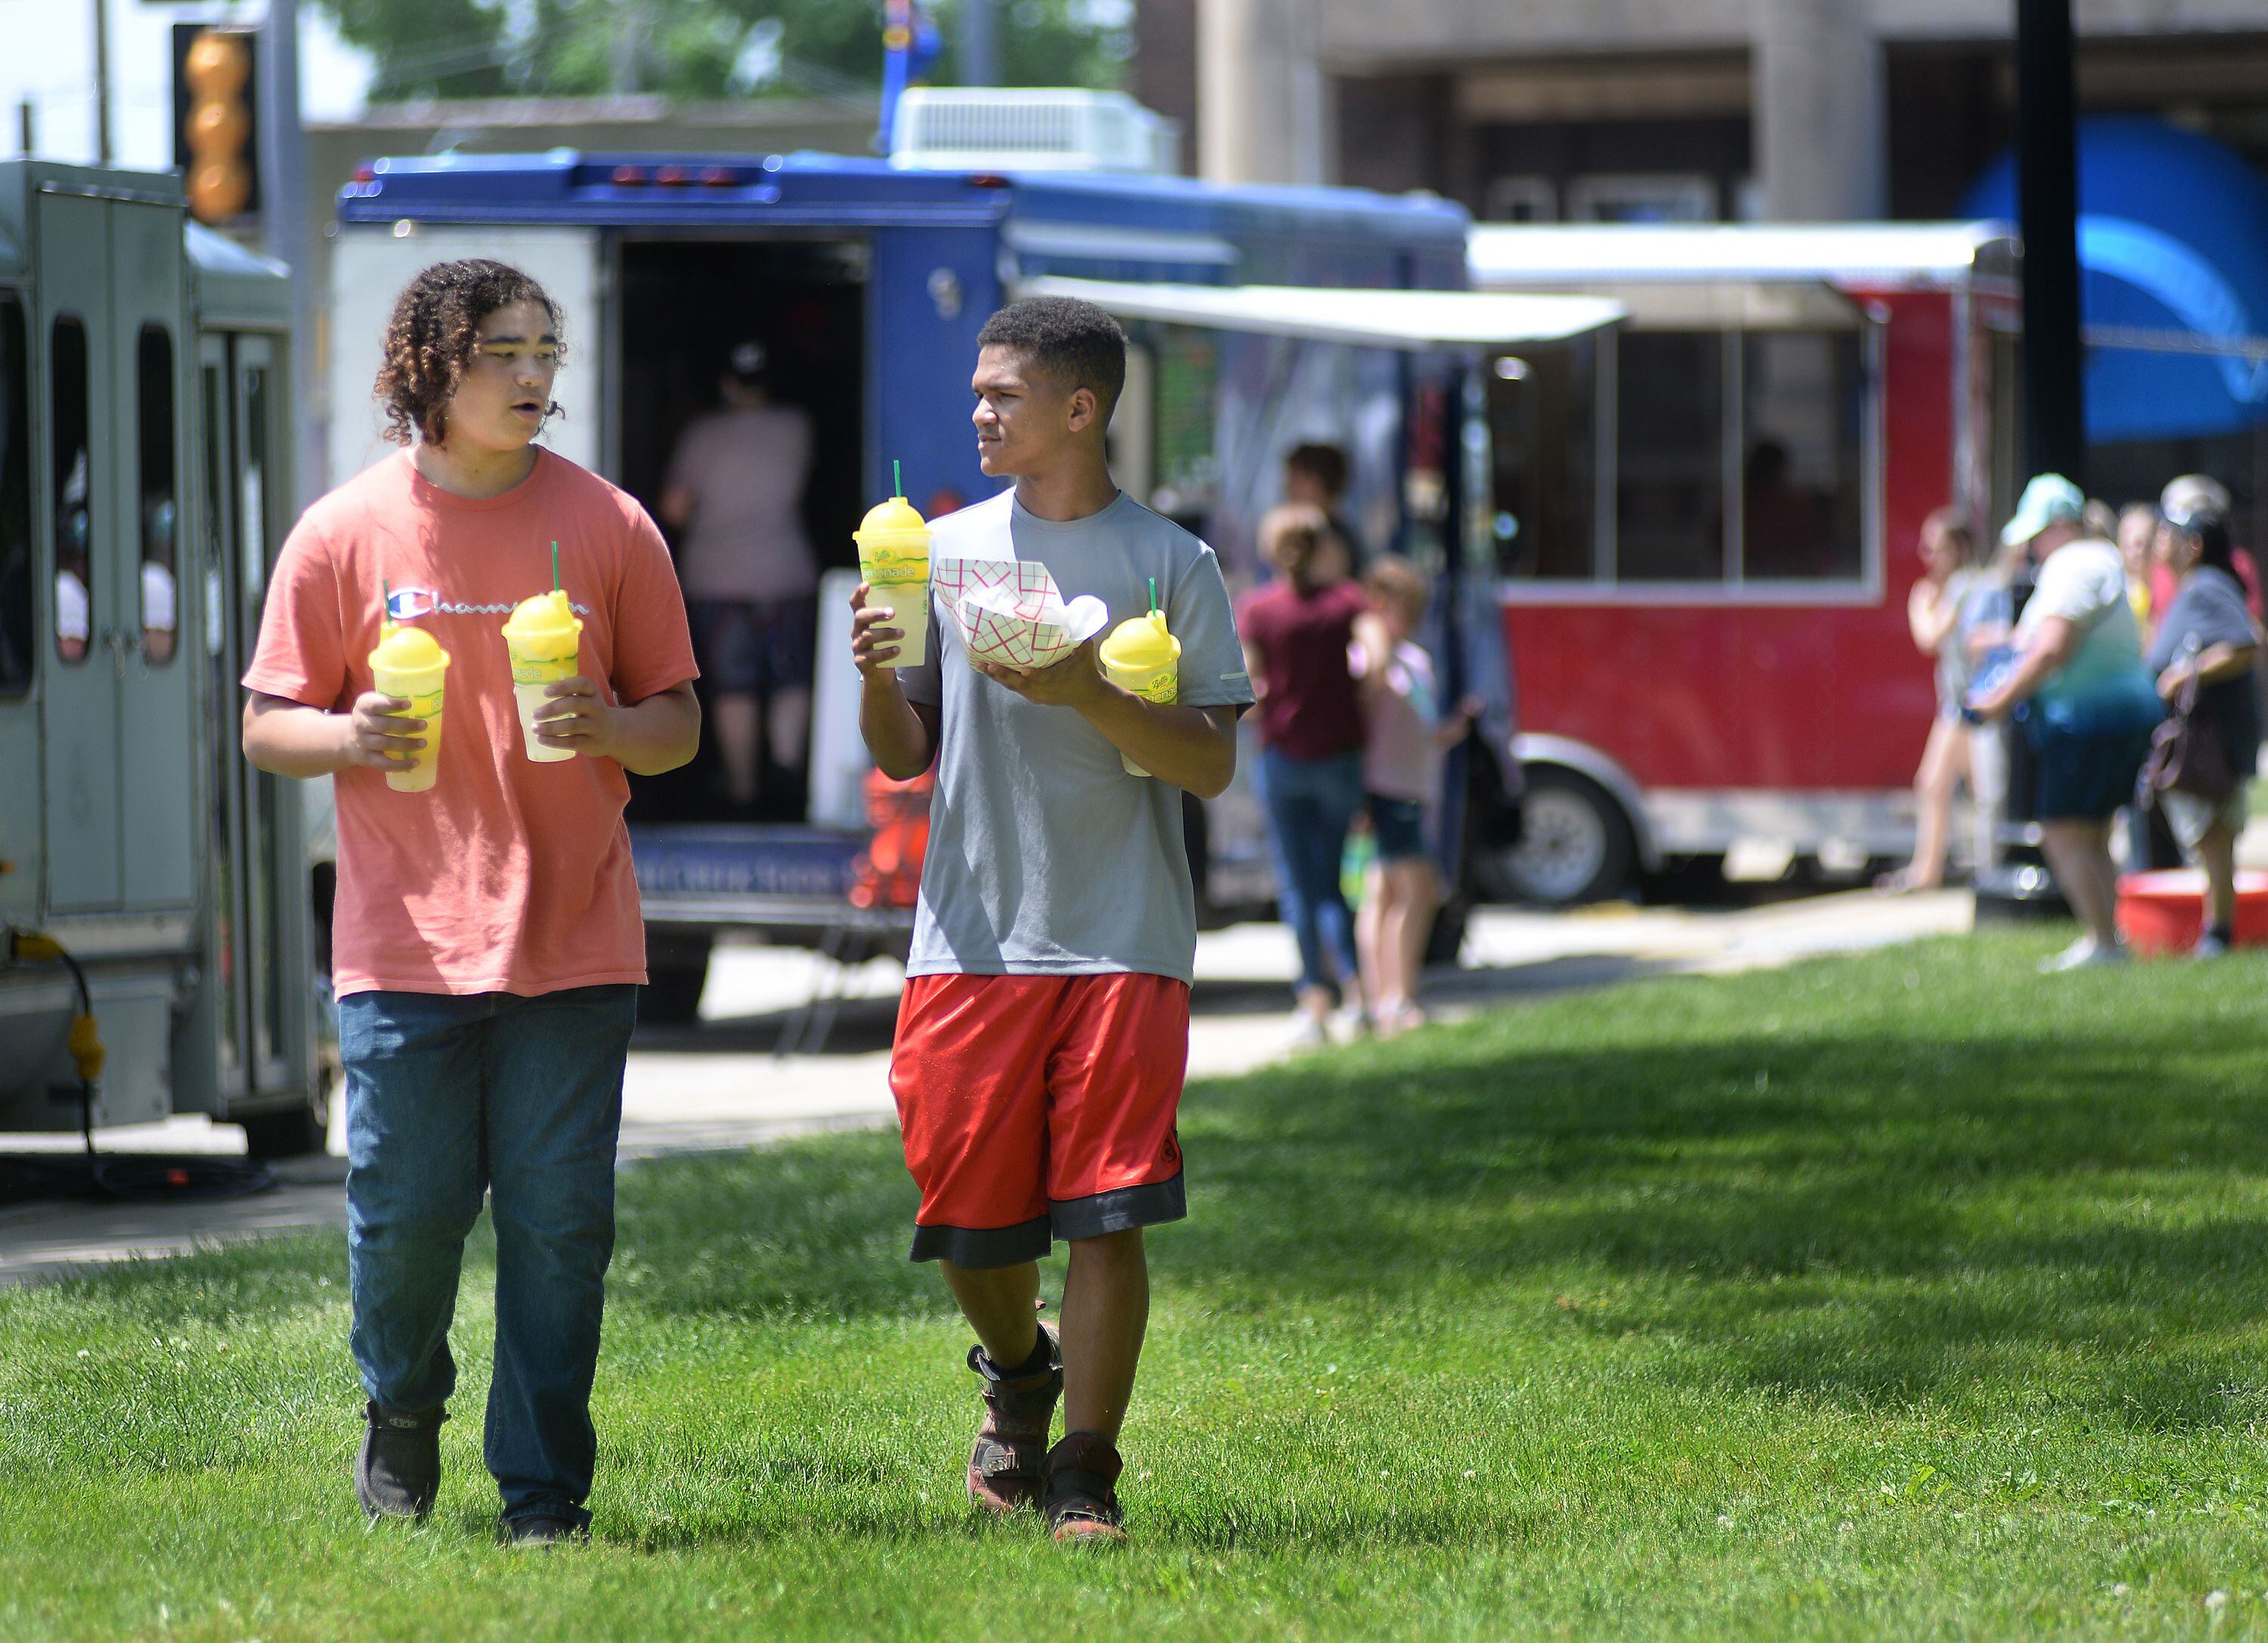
left=1969, top=473, right=2165, bottom=971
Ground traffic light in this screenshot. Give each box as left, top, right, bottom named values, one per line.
left=172, top=25, right=259, bottom=226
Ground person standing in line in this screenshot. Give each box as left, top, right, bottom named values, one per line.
left=1351, top=555, right=1473, bottom=1035
left=1283, top=441, right=1364, bottom=578
left=852, top=297, right=1250, bottom=1545
left=1241, top=502, right=1370, bottom=1045
left=658, top=340, right=817, bottom=814
left=2155, top=473, right=2265, bottom=622
left=1954, top=531, right=2033, bottom=876
left=2116, top=501, right=2160, bottom=640
left=1880, top=507, right=1983, bottom=892
left=1969, top=474, right=2163, bottom=972
left=2146, top=500, right=2262, bottom=956
left=241, top=261, right=700, bottom=1543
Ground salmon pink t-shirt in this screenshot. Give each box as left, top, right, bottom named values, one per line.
left=243, top=448, right=698, bottom=999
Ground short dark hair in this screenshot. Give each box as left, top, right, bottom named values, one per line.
left=1284, top=442, right=1349, bottom=498
left=376, top=259, right=564, bottom=447
left=975, top=297, right=1126, bottom=415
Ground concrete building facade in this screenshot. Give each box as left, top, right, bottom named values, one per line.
left=1142, top=0, right=2268, bottom=220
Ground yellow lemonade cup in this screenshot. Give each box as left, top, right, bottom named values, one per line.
left=500, top=589, right=584, bottom=763
left=854, top=494, right=932, bottom=669
left=1099, top=609, right=1180, bottom=777
left=367, top=622, right=450, bottom=794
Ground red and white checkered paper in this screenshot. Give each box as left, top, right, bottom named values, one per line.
left=932, top=555, right=1109, bottom=669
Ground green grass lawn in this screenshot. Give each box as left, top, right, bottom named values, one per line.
left=8, top=928, right=2268, bottom=1640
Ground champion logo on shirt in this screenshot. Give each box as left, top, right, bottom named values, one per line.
left=387, top=586, right=591, bottom=619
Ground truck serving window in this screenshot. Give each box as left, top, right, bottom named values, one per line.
left=0, top=294, right=28, bottom=693
left=1489, top=339, right=1597, bottom=579
left=138, top=325, right=178, bottom=665
left=51, top=315, right=91, bottom=666
left=1617, top=331, right=1727, bottom=581
left=1500, top=322, right=1873, bottom=591
left=1739, top=331, right=1865, bottom=581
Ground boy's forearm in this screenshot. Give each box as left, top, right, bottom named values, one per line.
left=609, top=687, right=702, bottom=775
left=860, top=674, right=937, bottom=779
left=1077, top=689, right=1238, bottom=798
left=243, top=699, right=355, bottom=778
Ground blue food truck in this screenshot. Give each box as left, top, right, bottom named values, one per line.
left=327, top=149, right=1622, bottom=1016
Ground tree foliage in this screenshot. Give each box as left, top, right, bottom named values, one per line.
left=312, top=0, right=1134, bottom=104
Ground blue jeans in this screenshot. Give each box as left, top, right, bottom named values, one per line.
left=337, top=984, right=637, bottom=1529
left=1259, top=746, right=1365, bottom=996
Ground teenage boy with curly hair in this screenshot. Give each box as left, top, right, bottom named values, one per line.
left=242, top=260, right=700, bottom=1544
left=851, top=296, right=1253, bottom=1545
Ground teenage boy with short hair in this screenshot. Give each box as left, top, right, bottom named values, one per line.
left=242, top=259, right=700, bottom=1543
left=850, top=297, right=1253, bottom=1544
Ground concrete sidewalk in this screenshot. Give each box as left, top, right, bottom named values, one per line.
left=0, top=888, right=1969, bottom=1285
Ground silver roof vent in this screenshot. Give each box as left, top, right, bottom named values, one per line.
left=890, top=88, right=1180, bottom=175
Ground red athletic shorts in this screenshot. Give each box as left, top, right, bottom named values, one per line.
left=889, top=972, right=1190, bottom=1267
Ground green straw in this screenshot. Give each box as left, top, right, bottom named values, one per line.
left=1148, top=577, right=1158, bottom=616
left=893, top=459, right=903, bottom=498
left=380, top=578, right=389, bottom=627
left=550, top=541, right=560, bottom=593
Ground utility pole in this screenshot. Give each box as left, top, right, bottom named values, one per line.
left=17, top=101, right=33, bottom=160
left=260, top=0, right=321, bottom=512
left=2015, top=0, right=2085, bottom=485
left=959, top=0, right=1000, bottom=86
left=611, top=3, right=649, bottom=95
left=92, top=0, right=113, bottom=164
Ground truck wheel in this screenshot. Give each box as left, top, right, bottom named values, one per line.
left=240, top=1101, right=328, bottom=1159
left=640, top=933, right=714, bottom=1026
left=1477, top=767, right=1633, bottom=906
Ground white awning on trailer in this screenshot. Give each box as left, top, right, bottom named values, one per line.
left=1469, top=222, right=2008, bottom=288
left=1014, top=274, right=1625, bottom=350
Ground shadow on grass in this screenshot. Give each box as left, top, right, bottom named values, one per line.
left=611, top=947, right=2268, bottom=1429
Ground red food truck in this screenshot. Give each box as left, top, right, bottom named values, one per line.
left=1468, top=222, right=2023, bottom=904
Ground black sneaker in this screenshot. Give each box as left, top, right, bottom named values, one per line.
left=356, top=1401, right=445, bottom=1521
left=1043, top=1431, right=1127, bottom=1546
left=503, top=1513, right=590, bottom=1548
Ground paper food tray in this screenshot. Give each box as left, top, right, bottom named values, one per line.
left=932, top=555, right=1108, bottom=669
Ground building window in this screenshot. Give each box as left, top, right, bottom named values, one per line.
left=1484, top=175, right=1557, bottom=223
left=0, top=295, right=29, bottom=693
left=51, top=315, right=91, bottom=666
left=138, top=325, right=178, bottom=664
left=1565, top=173, right=1717, bottom=223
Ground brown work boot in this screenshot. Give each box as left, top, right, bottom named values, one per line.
left=966, top=1325, right=1061, bottom=1514
left=1043, top=1431, right=1127, bottom=1546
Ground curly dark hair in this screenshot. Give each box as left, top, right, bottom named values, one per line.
left=975, top=296, right=1125, bottom=415
left=375, top=259, right=565, bottom=448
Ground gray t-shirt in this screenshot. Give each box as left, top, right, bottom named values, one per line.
left=900, top=488, right=1254, bottom=981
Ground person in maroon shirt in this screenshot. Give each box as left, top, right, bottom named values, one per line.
left=1238, top=503, right=1371, bottom=1045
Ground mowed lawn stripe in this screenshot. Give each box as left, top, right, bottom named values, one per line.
left=4, top=930, right=2267, bottom=1640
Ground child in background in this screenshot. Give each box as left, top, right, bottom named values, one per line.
left=1351, top=556, right=1473, bottom=1036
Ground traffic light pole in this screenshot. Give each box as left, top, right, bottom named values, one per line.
left=2015, top=0, right=2085, bottom=486
left=259, top=0, right=320, bottom=516
left=93, top=0, right=113, bottom=164
left=1974, top=0, right=2084, bottom=925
